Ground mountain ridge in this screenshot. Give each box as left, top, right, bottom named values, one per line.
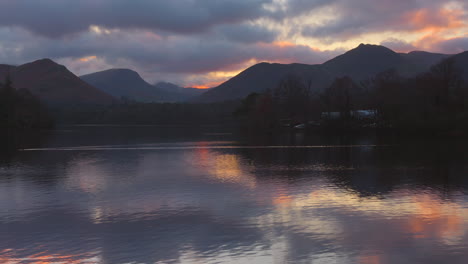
left=0, top=59, right=116, bottom=105
left=195, top=44, right=457, bottom=102
left=81, top=69, right=206, bottom=102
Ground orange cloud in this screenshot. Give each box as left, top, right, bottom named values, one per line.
left=412, top=32, right=464, bottom=52
left=78, top=55, right=97, bottom=62
left=273, top=41, right=296, bottom=48
left=406, top=8, right=465, bottom=34
left=402, top=6, right=467, bottom=52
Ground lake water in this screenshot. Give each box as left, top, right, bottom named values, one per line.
left=1, top=126, right=468, bottom=264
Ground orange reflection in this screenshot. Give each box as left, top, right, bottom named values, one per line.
left=273, top=187, right=293, bottom=207
left=211, top=154, right=256, bottom=188
left=269, top=187, right=468, bottom=243
left=406, top=194, right=462, bottom=239
left=193, top=145, right=256, bottom=188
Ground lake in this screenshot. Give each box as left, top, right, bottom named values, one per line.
left=1, top=126, right=468, bottom=264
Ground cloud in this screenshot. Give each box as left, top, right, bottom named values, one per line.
left=0, top=0, right=466, bottom=87
left=0, top=0, right=271, bottom=37
left=428, top=37, right=468, bottom=54
left=301, top=0, right=466, bottom=41
left=380, top=39, right=417, bottom=53
left=0, top=26, right=340, bottom=86
left=215, top=23, right=278, bottom=44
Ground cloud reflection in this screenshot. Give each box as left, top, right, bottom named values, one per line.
left=1, top=139, right=468, bottom=263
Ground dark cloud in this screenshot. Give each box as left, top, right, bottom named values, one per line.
left=0, top=0, right=271, bottom=37
left=0, top=27, right=340, bottom=85
left=381, top=38, right=417, bottom=52
left=215, top=24, right=278, bottom=44
left=432, top=37, right=468, bottom=54
left=267, top=0, right=334, bottom=20
left=0, top=0, right=343, bottom=38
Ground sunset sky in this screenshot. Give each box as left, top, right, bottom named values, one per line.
left=0, top=0, right=467, bottom=88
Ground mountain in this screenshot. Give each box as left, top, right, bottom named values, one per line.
left=81, top=69, right=205, bottom=102
left=323, top=44, right=402, bottom=80
left=400, top=51, right=450, bottom=76
left=196, top=62, right=335, bottom=102
left=81, top=69, right=167, bottom=102
left=154, top=82, right=206, bottom=99
left=196, top=44, right=453, bottom=102
left=323, top=44, right=449, bottom=79
left=0, top=59, right=115, bottom=105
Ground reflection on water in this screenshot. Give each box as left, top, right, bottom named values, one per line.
left=1, top=127, right=468, bottom=263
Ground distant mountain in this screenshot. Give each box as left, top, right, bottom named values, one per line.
left=195, top=44, right=453, bottom=103
left=196, top=62, right=335, bottom=102
left=400, top=51, right=450, bottom=75
left=81, top=69, right=205, bottom=102
left=154, top=82, right=206, bottom=99
left=81, top=69, right=168, bottom=102
left=0, top=59, right=115, bottom=105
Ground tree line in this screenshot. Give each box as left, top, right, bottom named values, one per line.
left=56, top=100, right=240, bottom=126
left=0, top=75, right=53, bottom=128
left=236, top=57, right=468, bottom=135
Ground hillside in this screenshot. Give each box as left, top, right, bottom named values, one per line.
left=195, top=44, right=453, bottom=102
left=196, top=62, right=335, bottom=102
left=154, top=82, right=206, bottom=100
left=0, top=59, right=115, bottom=105
left=81, top=69, right=205, bottom=102
left=81, top=69, right=165, bottom=102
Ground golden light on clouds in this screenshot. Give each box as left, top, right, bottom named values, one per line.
left=185, top=67, right=248, bottom=88
left=89, top=25, right=115, bottom=35
left=78, top=55, right=97, bottom=62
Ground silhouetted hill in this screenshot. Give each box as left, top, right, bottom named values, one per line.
left=0, top=59, right=115, bottom=105
left=81, top=69, right=204, bottom=102
left=324, top=44, right=448, bottom=79
left=154, top=82, right=206, bottom=99
left=81, top=69, right=165, bottom=102
left=196, top=44, right=454, bottom=102
left=196, top=62, right=334, bottom=102
left=400, top=51, right=450, bottom=76
left=323, top=44, right=402, bottom=80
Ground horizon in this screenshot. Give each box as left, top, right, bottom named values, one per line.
left=6, top=43, right=466, bottom=90
left=0, top=1, right=467, bottom=88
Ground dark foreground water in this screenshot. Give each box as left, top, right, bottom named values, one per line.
left=1, top=126, right=468, bottom=264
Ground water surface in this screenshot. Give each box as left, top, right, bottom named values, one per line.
left=1, top=127, right=468, bottom=263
